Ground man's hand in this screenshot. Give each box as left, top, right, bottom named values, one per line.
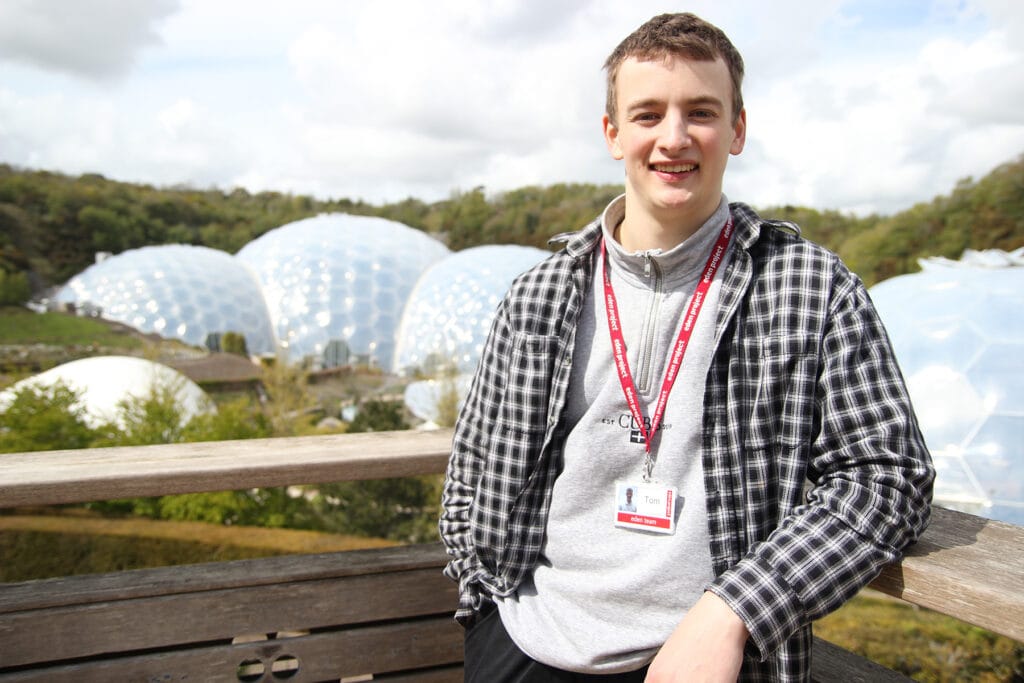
left=645, top=591, right=749, bottom=682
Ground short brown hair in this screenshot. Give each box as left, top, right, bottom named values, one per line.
left=603, top=13, right=745, bottom=125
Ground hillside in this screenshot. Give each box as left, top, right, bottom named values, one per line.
left=2, top=154, right=1022, bottom=301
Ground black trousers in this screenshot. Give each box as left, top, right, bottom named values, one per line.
left=464, top=602, right=650, bottom=683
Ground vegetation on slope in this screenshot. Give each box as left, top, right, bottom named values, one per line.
left=2, top=153, right=1022, bottom=300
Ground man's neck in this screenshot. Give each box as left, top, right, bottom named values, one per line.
left=616, top=207, right=715, bottom=253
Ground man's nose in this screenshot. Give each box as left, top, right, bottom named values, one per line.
left=659, top=115, right=691, bottom=152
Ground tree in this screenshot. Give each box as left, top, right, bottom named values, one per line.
left=313, top=475, right=442, bottom=543
left=87, top=385, right=306, bottom=525
left=220, top=331, right=248, bottom=356
left=0, top=381, right=98, bottom=453
left=0, top=268, right=30, bottom=306
left=346, top=399, right=408, bottom=433
left=260, top=362, right=319, bottom=436
left=435, top=375, right=461, bottom=428
left=183, top=396, right=271, bottom=442
left=95, top=380, right=202, bottom=446
left=314, top=398, right=440, bottom=542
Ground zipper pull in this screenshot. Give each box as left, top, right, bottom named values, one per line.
left=644, top=253, right=652, bottom=278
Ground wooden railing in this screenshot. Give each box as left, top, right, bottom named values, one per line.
left=1, top=430, right=1022, bottom=682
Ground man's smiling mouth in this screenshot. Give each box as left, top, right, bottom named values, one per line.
left=651, top=163, right=697, bottom=173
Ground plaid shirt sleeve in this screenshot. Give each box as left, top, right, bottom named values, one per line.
left=438, top=238, right=593, bottom=627
left=438, top=298, right=512, bottom=623
left=706, top=227, right=935, bottom=662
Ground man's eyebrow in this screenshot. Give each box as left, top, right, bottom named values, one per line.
left=686, top=95, right=725, bottom=109
left=624, top=95, right=725, bottom=114
left=624, top=98, right=664, bottom=114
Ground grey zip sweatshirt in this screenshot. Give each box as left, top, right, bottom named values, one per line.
left=497, top=195, right=734, bottom=673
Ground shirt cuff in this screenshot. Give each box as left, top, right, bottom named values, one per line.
left=707, top=555, right=804, bottom=660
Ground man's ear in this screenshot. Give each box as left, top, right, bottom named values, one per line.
left=730, top=108, right=746, bottom=156
left=603, top=114, right=624, bottom=160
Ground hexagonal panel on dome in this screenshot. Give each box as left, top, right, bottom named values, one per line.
left=962, top=414, right=1024, bottom=498
left=870, top=255, right=1024, bottom=525
left=887, top=318, right=986, bottom=373
left=903, top=365, right=986, bottom=452
left=929, top=449, right=986, bottom=505
left=960, top=269, right=1024, bottom=340
left=55, top=245, right=277, bottom=354
left=236, top=213, right=450, bottom=370
left=966, top=342, right=1024, bottom=413
left=957, top=412, right=1024, bottom=525
left=393, top=245, right=551, bottom=375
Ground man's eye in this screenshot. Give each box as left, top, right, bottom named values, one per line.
left=634, top=113, right=660, bottom=123
left=691, top=110, right=716, bottom=120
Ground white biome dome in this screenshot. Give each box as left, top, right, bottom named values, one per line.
left=403, top=375, right=473, bottom=426
left=393, top=245, right=550, bottom=375
left=0, top=356, right=213, bottom=429
left=55, top=245, right=277, bottom=354
left=236, top=214, right=450, bottom=370
left=869, top=248, right=1024, bottom=524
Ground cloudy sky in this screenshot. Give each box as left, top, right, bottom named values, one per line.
left=2, top=0, right=1023, bottom=215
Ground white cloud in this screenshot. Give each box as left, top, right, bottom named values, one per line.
left=1, top=0, right=1023, bottom=214
left=0, top=0, right=178, bottom=79
left=733, top=3, right=1024, bottom=214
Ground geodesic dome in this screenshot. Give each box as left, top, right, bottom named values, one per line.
left=869, top=248, right=1024, bottom=525
left=403, top=375, right=473, bottom=425
left=55, top=245, right=276, bottom=354
left=0, top=356, right=213, bottom=429
left=236, top=214, right=450, bottom=371
left=393, top=245, right=550, bottom=375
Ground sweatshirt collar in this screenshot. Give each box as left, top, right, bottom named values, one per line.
left=599, top=194, right=733, bottom=287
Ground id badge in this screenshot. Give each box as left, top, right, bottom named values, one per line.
left=613, top=481, right=676, bottom=534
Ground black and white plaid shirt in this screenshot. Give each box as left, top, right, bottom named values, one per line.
left=440, top=202, right=934, bottom=681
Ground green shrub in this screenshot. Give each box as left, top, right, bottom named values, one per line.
left=0, top=269, right=30, bottom=306
left=0, top=380, right=98, bottom=453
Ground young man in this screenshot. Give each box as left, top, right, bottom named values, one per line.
left=440, top=12, right=933, bottom=682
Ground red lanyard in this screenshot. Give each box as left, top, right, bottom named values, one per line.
left=602, top=217, right=733, bottom=460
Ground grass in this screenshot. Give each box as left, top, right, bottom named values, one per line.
left=816, top=592, right=1023, bottom=682
left=0, top=306, right=143, bottom=347
left=0, top=510, right=395, bottom=582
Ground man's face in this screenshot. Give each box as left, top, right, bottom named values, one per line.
left=603, top=55, right=745, bottom=233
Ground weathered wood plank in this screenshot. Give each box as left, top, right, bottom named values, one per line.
left=0, top=543, right=450, bottom=613
left=0, top=429, right=454, bottom=508
left=375, top=665, right=464, bottom=683
left=869, top=506, right=1024, bottom=642
left=810, top=637, right=912, bottom=682
left=0, top=566, right=456, bottom=669
left=0, top=618, right=463, bottom=683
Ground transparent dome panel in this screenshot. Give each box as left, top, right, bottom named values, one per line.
left=870, top=256, right=1024, bottom=524
left=236, top=213, right=450, bottom=370
left=394, top=245, right=550, bottom=376
left=962, top=415, right=1024, bottom=502
left=56, top=245, right=277, bottom=354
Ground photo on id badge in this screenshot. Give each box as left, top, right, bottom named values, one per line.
left=614, top=481, right=678, bottom=534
